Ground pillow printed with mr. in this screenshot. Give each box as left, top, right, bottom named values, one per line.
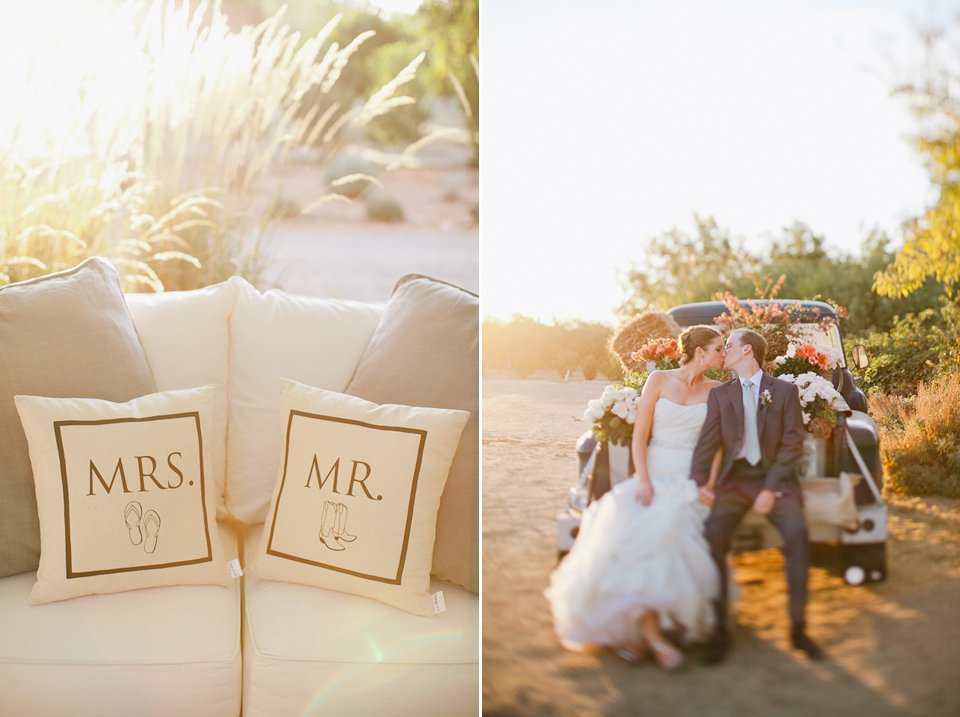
left=250, top=379, right=469, bottom=617
left=15, top=385, right=231, bottom=605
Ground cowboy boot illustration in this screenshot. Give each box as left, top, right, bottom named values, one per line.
left=334, top=503, right=356, bottom=543
left=319, top=501, right=344, bottom=551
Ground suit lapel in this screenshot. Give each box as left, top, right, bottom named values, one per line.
left=756, top=372, right=773, bottom=442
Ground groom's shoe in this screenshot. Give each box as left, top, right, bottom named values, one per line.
left=701, top=627, right=729, bottom=665
left=790, top=626, right=825, bottom=661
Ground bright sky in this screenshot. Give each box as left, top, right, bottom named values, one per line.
left=482, top=0, right=960, bottom=325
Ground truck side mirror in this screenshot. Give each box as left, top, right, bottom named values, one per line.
left=851, top=344, right=869, bottom=369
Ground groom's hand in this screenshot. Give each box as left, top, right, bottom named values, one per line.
left=697, top=486, right=715, bottom=506
left=752, top=488, right=776, bottom=515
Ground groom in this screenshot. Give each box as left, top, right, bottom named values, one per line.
left=689, top=328, right=823, bottom=662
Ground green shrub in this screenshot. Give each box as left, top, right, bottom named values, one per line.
left=872, top=375, right=960, bottom=498
left=581, top=355, right=599, bottom=381
left=600, top=354, right=624, bottom=382
left=512, top=350, right=539, bottom=378
left=855, top=310, right=940, bottom=396
left=325, top=155, right=381, bottom=200
left=366, top=194, right=404, bottom=222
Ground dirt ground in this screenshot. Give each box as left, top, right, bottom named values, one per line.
left=481, top=377, right=960, bottom=717
left=255, top=141, right=478, bottom=301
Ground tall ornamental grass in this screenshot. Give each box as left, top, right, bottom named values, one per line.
left=870, top=375, right=960, bottom=498
left=0, top=0, right=425, bottom=291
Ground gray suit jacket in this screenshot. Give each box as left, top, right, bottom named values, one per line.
left=690, top=373, right=806, bottom=492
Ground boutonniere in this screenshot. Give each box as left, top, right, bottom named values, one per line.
left=760, top=389, right=772, bottom=405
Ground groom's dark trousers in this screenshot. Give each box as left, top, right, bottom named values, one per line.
left=690, top=374, right=809, bottom=629
left=703, top=460, right=808, bottom=628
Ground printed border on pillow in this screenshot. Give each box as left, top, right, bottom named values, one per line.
left=55, top=412, right=214, bottom=578
left=265, top=410, right=427, bottom=585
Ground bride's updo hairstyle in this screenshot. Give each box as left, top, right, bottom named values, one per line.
left=678, top=325, right=722, bottom=365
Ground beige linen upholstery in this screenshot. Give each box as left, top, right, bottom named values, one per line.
left=126, top=280, right=240, bottom=520
left=225, top=278, right=384, bottom=524
left=345, top=275, right=479, bottom=593
left=0, top=257, right=156, bottom=577
left=0, top=523, right=242, bottom=717
left=243, top=525, right=479, bottom=717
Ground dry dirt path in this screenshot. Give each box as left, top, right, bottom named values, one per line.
left=482, top=378, right=960, bottom=717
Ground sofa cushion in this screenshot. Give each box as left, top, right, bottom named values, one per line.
left=15, top=386, right=231, bottom=604
left=243, top=525, right=478, bottom=717
left=126, top=280, right=239, bottom=521
left=345, top=275, right=479, bottom=593
left=0, top=522, right=241, bottom=717
left=225, top=278, right=384, bottom=525
left=249, top=380, right=468, bottom=616
left=0, top=257, right=157, bottom=578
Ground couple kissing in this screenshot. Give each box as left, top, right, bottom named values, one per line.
left=546, top=325, right=822, bottom=670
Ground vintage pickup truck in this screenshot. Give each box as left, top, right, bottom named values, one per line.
left=557, top=300, right=888, bottom=586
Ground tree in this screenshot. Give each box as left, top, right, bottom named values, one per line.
left=874, top=25, right=960, bottom=298
left=617, top=214, right=759, bottom=317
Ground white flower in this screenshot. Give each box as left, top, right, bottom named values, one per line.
left=611, top=401, right=628, bottom=420
left=786, top=343, right=797, bottom=358
left=802, top=411, right=811, bottom=425
left=760, top=389, right=772, bottom=404
left=775, top=356, right=786, bottom=365
left=621, top=387, right=639, bottom=400
left=626, top=408, right=637, bottom=425
left=583, top=400, right=605, bottom=422
left=600, top=385, right=621, bottom=409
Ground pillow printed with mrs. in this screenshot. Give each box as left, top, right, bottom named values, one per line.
left=249, top=379, right=469, bottom=617
left=15, top=385, right=231, bottom=605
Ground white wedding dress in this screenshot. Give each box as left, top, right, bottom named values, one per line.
left=546, top=398, right=720, bottom=649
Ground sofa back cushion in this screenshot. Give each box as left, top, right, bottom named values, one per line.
left=126, top=280, right=239, bottom=520
left=344, top=275, right=479, bottom=594
left=226, top=279, right=383, bottom=525
left=14, top=385, right=231, bottom=604
left=0, top=258, right=157, bottom=578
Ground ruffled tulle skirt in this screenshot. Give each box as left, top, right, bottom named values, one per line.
left=545, top=444, right=720, bottom=648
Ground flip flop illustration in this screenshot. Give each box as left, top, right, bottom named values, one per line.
left=124, top=502, right=143, bottom=545
left=143, top=510, right=161, bottom=554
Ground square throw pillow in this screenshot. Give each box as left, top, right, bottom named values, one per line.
left=126, top=280, right=240, bottom=521
left=344, top=275, right=479, bottom=594
left=14, top=385, right=232, bottom=605
left=249, top=379, right=469, bottom=616
left=0, top=257, right=157, bottom=579
left=225, top=278, right=384, bottom=525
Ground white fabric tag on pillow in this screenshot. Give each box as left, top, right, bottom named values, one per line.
left=228, top=559, right=244, bottom=579
left=431, top=590, right=447, bottom=615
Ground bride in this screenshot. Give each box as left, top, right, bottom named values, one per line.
left=546, top=325, right=726, bottom=670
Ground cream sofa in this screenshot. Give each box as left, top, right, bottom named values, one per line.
left=0, top=263, right=478, bottom=716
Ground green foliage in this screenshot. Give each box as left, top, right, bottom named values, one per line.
left=600, top=354, right=625, bottom=382
left=366, top=40, right=432, bottom=146
left=511, top=349, right=539, bottom=379
left=482, top=315, right=616, bottom=379
left=0, top=1, right=420, bottom=291
left=581, top=355, right=599, bottom=381
left=619, top=217, right=947, bottom=339
left=871, top=375, right=960, bottom=498
left=325, top=155, right=381, bottom=199
left=365, top=194, right=404, bottom=222
left=854, top=298, right=960, bottom=396
left=619, top=214, right=758, bottom=315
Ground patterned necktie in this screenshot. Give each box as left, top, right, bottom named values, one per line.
left=742, top=380, right=761, bottom=466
